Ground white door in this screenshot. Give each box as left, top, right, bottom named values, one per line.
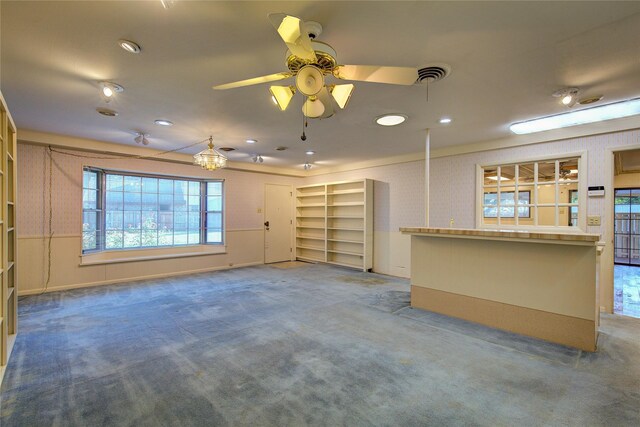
left=264, top=184, right=293, bottom=263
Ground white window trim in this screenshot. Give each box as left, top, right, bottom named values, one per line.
left=475, top=151, right=588, bottom=232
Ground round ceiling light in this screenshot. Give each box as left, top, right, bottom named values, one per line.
left=96, top=108, right=118, bottom=117
left=246, top=139, right=257, bottom=144
left=118, top=39, right=141, bottom=54
left=154, top=119, right=173, bottom=126
left=305, top=150, right=315, bottom=155
left=375, top=114, right=407, bottom=126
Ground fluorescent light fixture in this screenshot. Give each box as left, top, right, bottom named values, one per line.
left=154, top=119, right=173, bottom=126
left=439, top=117, right=452, bottom=124
left=510, top=98, right=640, bottom=135
left=118, top=39, right=141, bottom=53
left=376, top=114, right=407, bottom=126
left=246, top=139, right=257, bottom=144
left=330, top=84, right=354, bottom=109
left=270, top=86, right=295, bottom=111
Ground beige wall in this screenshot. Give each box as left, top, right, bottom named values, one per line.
left=614, top=172, right=640, bottom=188
left=17, top=143, right=301, bottom=294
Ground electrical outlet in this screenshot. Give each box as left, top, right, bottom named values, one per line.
left=257, top=208, right=263, bottom=213
left=587, top=215, right=601, bottom=226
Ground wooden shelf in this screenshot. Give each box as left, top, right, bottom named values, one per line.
left=327, top=189, right=363, bottom=195
left=297, top=245, right=324, bottom=251
left=297, top=236, right=325, bottom=241
left=296, top=256, right=323, bottom=263
left=327, top=249, right=364, bottom=256
left=327, top=238, right=363, bottom=244
left=295, top=179, right=372, bottom=272
left=1, top=89, right=18, bottom=382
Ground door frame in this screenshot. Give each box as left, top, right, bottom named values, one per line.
left=263, top=183, right=295, bottom=263
left=604, top=144, right=640, bottom=313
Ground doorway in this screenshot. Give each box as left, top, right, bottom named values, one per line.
left=264, top=184, right=293, bottom=264
left=612, top=150, right=640, bottom=318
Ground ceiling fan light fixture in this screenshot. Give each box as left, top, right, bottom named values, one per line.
left=193, top=136, right=228, bottom=171
left=302, top=97, right=325, bottom=118
left=269, top=85, right=296, bottom=111
left=330, top=84, right=354, bottom=109
left=375, top=114, right=407, bottom=126
left=296, top=65, right=324, bottom=96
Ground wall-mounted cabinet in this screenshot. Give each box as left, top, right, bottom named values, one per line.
left=295, top=179, right=373, bottom=271
left=0, top=91, right=17, bottom=385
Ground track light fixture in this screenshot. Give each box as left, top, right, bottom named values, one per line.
left=553, top=87, right=579, bottom=108
left=134, top=132, right=150, bottom=145
left=252, top=155, right=264, bottom=163
left=303, top=162, right=312, bottom=170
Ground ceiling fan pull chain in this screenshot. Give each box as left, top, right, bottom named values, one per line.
left=301, top=108, right=307, bottom=141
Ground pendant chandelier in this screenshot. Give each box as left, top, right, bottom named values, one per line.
left=193, top=136, right=227, bottom=171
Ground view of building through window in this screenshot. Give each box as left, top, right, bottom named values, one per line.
left=82, top=169, right=223, bottom=252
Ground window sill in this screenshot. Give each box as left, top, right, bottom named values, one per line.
left=80, top=245, right=226, bottom=266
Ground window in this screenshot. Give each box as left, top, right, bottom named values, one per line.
left=479, top=157, right=581, bottom=228
left=483, top=191, right=530, bottom=218
left=82, top=168, right=223, bottom=253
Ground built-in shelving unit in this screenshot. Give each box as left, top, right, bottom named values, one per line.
left=295, top=179, right=373, bottom=271
left=0, top=91, right=17, bottom=384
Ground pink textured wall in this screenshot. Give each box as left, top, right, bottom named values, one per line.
left=17, top=144, right=301, bottom=236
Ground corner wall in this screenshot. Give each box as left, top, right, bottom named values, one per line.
left=17, top=143, right=301, bottom=294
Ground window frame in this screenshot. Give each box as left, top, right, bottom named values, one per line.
left=475, top=152, right=587, bottom=231
left=82, top=167, right=225, bottom=255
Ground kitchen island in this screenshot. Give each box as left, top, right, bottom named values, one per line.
left=399, top=227, right=602, bottom=351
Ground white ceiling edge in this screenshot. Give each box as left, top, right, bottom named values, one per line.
left=430, top=115, right=640, bottom=159
left=17, top=129, right=307, bottom=178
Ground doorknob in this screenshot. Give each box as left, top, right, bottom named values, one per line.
left=264, top=220, right=270, bottom=231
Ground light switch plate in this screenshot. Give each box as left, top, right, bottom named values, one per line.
left=587, top=215, right=601, bottom=226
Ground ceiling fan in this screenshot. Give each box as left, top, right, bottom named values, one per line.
left=213, top=13, right=419, bottom=119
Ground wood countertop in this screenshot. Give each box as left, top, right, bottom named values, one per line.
left=400, top=227, right=601, bottom=245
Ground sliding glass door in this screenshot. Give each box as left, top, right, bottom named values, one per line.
left=614, top=188, right=640, bottom=265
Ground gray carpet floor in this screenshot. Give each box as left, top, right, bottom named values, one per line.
left=1, top=263, right=639, bottom=426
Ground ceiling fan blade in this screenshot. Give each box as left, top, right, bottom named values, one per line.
left=213, top=72, right=292, bottom=90
left=335, top=65, right=418, bottom=85
left=315, top=86, right=335, bottom=118
left=268, top=13, right=316, bottom=62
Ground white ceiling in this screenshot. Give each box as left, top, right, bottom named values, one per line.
left=2, top=1, right=640, bottom=169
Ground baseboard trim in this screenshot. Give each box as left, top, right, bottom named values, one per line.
left=411, top=285, right=597, bottom=352
left=18, top=261, right=263, bottom=296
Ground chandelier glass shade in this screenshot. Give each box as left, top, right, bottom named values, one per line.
left=193, top=136, right=228, bottom=171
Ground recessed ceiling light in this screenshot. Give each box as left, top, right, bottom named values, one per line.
left=96, top=108, right=118, bottom=117
left=117, top=39, right=141, bottom=54
left=218, top=147, right=236, bottom=152
left=246, top=139, right=257, bottom=144
left=154, top=119, right=173, bottom=126
left=275, top=146, right=287, bottom=151
left=439, top=117, right=452, bottom=124
left=510, top=98, right=640, bottom=135
left=375, top=114, right=407, bottom=126
left=101, top=82, right=124, bottom=99
left=305, top=150, right=315, bottom=155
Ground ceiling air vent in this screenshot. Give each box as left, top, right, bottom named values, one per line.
left=416, top=64, right=451, bottom=84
